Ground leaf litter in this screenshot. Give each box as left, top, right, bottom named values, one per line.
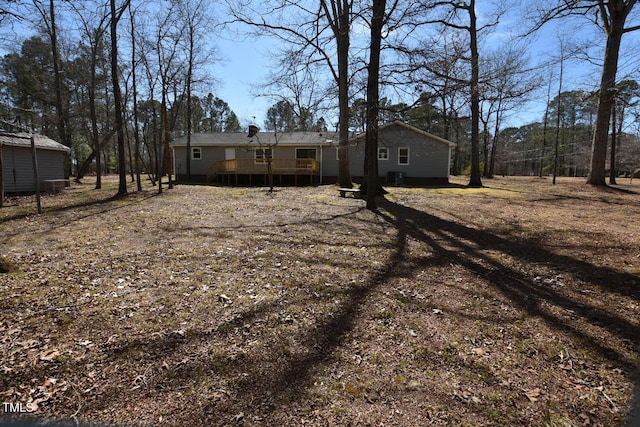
left=0, top=176, right=638, bottom=426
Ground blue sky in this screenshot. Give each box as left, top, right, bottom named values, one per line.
left=1, top=2, right=638, bottom=132
left=210, top=33, right=274, bottom=128
left=209, top=6, right=639, bottom=131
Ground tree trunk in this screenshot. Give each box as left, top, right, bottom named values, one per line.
left=336, top=0, right=352, bottom=188
left=127, top=129, right=135, bottom=182
left=49, top=1, right=70, bottom=160
left=76, top=150, right=97, bottom=181
left=553, top=44, right=565, bottom=185
left=364, top=0, right=386, bottom=210
left=609, top=98, right=617, bottom=185
left=30, top=136, right=42, bottom=214
left=488, top=135, right=498, bottom=179
left=481, top=117, right=489, bottom=177
left=539, top=78, right=552, bottom=177
left=130, top=7, right=142, bottom=192
left=89, top=44, right=102, bottom=189
left=186, top=25, right=194, bottom=182
left=165, top=123, right=173, bottom=189
left=467, top=0, right=482, bottom=187
left=159, top=91, right=167, bottom=194
left=452, top=111, right=460, bottom=175
left=111, top=0, right=128, bottom=196
left=587, top=17, right=624, bottom=186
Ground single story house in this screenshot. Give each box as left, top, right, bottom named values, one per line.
left=0, top=132, right=70, bottom=193
left=171, top=120, right=456, bottom=186
left=348, top=121, right=456, bottom=186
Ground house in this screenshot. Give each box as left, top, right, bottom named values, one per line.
left=347, top=121, right=456, bottom=186
left=171, top=131, right=333, bottom=186
left=0, top=132, right=70, bottom=193
left=171, top=121, right=455, bottom=186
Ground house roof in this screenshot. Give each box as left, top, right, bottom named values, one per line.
left=0, top=132, right=70, bottom=152
left=172, top=131, right=341, bottom=147
left=172, top=121, right=457, bottom=148
left=350, top=121, right=457, bottom=148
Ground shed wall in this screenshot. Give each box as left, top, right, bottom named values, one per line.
left=2, top=146, right=66, bottom=192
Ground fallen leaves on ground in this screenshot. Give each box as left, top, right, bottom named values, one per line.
left=0, top=176, right=638, bottom=426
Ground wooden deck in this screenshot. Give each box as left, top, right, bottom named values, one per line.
left=206, top=158, right=321, bottom=186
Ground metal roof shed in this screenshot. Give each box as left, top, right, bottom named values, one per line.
left=0, top=132, right=70, bottom=193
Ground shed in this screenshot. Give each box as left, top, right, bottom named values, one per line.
left=0, top=132, right=70, bottom=193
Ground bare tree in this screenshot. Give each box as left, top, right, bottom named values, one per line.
left=226, top=0, right=355, bottom=187
left=259, top=50, right=326, bottom=132
left=425, top=0, right=486, bottom=186
left=110, top=0, right=131, bottom=196
left=466, top=0, right=482, bottom=187
left=138, top=39, right=161, bottom=186
left=176, top=0, right=216, bottom=182
left=610, top=79, right=640, bottom=183
left=482, top=46, right=538, bottom=178
left=552, top=40, right=565, bottom=185
left=531, top=0, right=640, bottom=186
left=363, top=0, right=388, bottom=210
left=29, top=1, right=72, bottom=168
left=48, top=0, right=69, bottom=153
left=322, top=0, right=353, bottom=188
left=138, top=1, right=187, bottom=193
left=539, top=74, right=553, bottom=177
left=587, top=1, right=639, bottom=185
left=129, top=4, right=142, bottom=191
left=411, top=37, right=469, bottom=174
left=68, top=1, right=111, bottom=189
left=404, top=0, right=503, bottom=187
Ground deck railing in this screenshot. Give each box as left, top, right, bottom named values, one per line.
left=206, top=158, right=320, bottom=182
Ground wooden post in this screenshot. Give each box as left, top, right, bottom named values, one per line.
left=30, top=136, right=42, bottom=214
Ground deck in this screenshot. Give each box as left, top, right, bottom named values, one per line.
left=206, top=158, right=321, bottom=186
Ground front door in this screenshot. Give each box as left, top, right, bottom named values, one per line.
left=225, top=148, right=235, bottom=160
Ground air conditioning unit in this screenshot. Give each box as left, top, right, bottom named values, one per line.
left=386, top=171, right=405, bottom=186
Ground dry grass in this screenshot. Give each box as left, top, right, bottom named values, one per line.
left=0, top=175, right=639, bottom=426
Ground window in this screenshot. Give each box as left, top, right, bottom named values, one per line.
left=191, top=147, right=202, bottom=160
left=296, top=148, right=317, bottom=160
left=398, top=147, right=409, bottom=165
left=378, top=147, right=389, bottom=160
left=255, top=148, right=272, bottom=163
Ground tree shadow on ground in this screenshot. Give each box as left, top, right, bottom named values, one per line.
left=0, top=189, right=158, bottom=224
left=0, top=191, right=159, bottom=241
left=85, top=192, right=638, bottom=425
left=375, top=197, right=638, bottom=364
left=198, top=194, right=637, bottom=423
left=8, top=188, right=638, bottom=426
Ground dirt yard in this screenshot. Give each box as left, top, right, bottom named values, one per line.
left=1, top=176, right=639, bottom=426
